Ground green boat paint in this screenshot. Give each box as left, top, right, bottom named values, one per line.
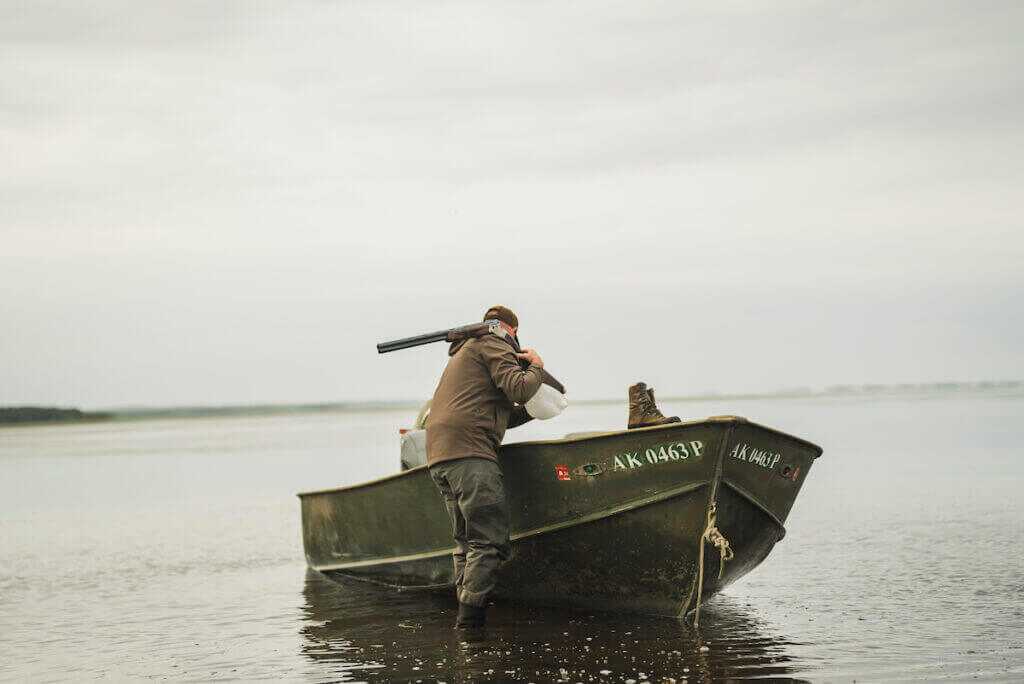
left=297, top=416, right=822, bottom=617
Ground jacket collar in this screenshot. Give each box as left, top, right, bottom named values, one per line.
left=447, top=327, right=522, bottom=356
left=490, top=327, right=522, bottom=353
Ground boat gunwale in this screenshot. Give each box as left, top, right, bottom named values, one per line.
left=296, top=416, right=821, bottom=498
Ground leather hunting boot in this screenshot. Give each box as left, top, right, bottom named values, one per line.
left=628, top=382, right=681, bottom=429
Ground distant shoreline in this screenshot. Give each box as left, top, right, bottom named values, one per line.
left=2, top=380, right=1020, bottom=428
left=0, top=407, right=114, bottom=427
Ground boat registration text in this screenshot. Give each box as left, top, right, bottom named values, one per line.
left=613, top=440, right=704, bottom=471
left=729, top=442, right=782, bottom=469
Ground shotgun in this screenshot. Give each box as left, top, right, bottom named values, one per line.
left=376, top=319, right=565, bottom=394
left=376, top=319, right=501, bottom=354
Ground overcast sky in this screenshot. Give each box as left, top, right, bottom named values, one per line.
left=2, top=1, right=1022, bottom=408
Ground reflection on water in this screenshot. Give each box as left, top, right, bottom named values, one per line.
left=300, top=569, right=806, bottom=682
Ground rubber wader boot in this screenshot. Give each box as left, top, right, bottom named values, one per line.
left=455, top=602, right=487, bottom=630
left=627, top=382, right=681, bottom=429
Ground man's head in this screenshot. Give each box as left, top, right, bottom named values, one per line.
left=484, top=305, right=518, bottom=336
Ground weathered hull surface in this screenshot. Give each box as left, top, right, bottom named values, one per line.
left=298, top=417, right=821, bottom=617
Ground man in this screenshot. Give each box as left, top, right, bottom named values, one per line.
left=425, top=305, right=544, bottom=630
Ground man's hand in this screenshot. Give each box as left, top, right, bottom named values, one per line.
left=516, top=348, right=544, bottom=368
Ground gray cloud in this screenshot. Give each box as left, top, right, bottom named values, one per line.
left=1, top=1, right=1022, bottom=407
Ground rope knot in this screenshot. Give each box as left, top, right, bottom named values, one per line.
left=693, top=500, right=734, bottom=628
left=703, top=525, right=734, bottom=579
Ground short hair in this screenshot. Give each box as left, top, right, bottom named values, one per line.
left=483, top=305, right=518, bottom=328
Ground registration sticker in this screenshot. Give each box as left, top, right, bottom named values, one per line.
left=555, top=464, right=571, bottom=481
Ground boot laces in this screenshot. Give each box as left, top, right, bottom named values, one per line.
left=638, top=388, right=657, bottom=415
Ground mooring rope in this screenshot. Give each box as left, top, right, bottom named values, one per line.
left=692, top=500, right=734, bottom=628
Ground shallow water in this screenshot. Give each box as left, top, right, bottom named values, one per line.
left=2, top=391, right=1023, bottom=681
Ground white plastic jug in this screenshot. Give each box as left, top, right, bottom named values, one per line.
left=525, top=383, right=568, bottom=420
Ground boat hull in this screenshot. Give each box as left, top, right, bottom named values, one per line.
left=299, top=417, right=821, bottom=617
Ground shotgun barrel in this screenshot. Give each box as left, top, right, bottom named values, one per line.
left=377, top=320, right=500, bottom=354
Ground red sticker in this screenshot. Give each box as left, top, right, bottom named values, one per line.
left=555, top=464, right=571, bottom=481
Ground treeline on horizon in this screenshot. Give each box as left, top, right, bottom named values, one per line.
left=0, top=407, right=113, bottom=425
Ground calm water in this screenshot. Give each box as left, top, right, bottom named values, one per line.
left=2, top=391, right=1023, bottom=682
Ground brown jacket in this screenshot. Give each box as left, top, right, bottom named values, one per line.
left=426, top=334, right=544, bottom=467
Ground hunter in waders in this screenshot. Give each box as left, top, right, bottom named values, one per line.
left=425, top=305, right=543, bottom=630
left=425, top=306, right=679, bottom=630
